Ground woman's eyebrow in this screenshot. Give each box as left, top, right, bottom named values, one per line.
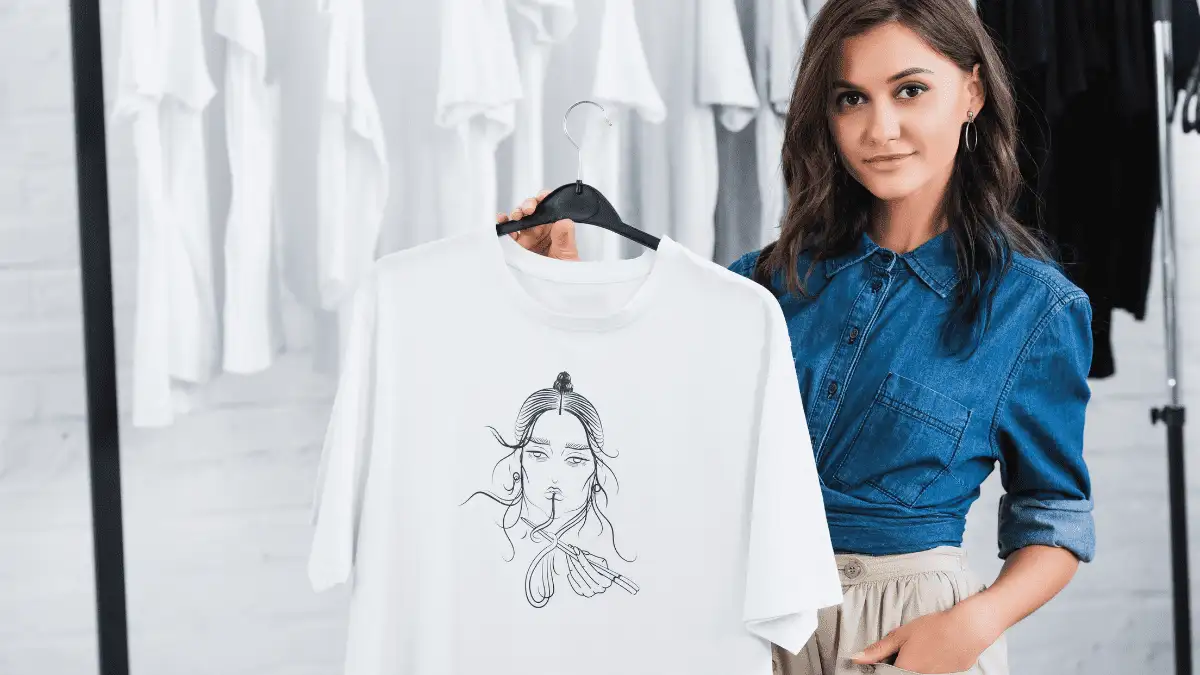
left=564, top=443, right=590, bottom=451
left=530, top=437, right=550, bottom=446
left=833, top=67, right=934, bottom=89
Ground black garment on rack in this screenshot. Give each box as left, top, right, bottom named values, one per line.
left=979, top=0, right=1160, bottom=379
left=1176, top=0, right=1200, bottom=95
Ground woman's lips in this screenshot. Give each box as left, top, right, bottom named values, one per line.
left=865, top=152, right=915, bottom=164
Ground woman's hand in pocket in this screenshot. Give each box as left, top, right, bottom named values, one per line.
left=497, top=189, right=579, bottom=260
left=851, top=602, right=1003, bottom=674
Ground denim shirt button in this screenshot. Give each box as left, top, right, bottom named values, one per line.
left=827, top=380, right=839, bottom=398
left=870, top=279, right=883, bottom=293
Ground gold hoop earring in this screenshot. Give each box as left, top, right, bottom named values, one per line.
left=963, top=110, right=978, bottom=152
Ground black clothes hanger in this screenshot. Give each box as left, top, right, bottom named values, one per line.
left=495, top=100, right=660, bottom=250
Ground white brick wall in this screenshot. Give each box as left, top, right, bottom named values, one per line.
left=1, top=2, right=1199, bottom=675
left=0, top=2, right=98, bottom=674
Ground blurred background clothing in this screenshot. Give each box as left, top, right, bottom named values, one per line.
left=0, top=1, right=1198, bottom=674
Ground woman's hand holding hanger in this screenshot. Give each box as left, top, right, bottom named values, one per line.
left=499, top=190, right=580, bottom=261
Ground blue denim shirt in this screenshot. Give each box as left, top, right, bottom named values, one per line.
left=729, top=230, right=1096, bottom=562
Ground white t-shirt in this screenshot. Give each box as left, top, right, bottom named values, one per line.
left=435, top=0, right=523, bottom=234
left=316, top=0, right=390, bottom=368
left=508, top=0, right=577, bottom=209
left=316, top=0, right=390, bottom=315
left=113, top=0, right=219, bottom=428
left=217, top=0, right=284, bottom=374
left=574, top=0, right=667, bottom=263
left=755, top=0, right=809, bottom=246
left=601, top=0, right=758, bottom=262
left=307, top=228, right=843, bottom=675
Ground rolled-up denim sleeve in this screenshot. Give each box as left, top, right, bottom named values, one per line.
left=994, top=294, right=1096, bottom=562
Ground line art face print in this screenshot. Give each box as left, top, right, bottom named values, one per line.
left=463, top=371, right=639, bottom=608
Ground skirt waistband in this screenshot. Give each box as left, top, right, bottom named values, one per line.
left=834, top=546, right=969, bottom=585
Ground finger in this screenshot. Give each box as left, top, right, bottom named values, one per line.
left=514, top=231, right=547, bottom=256
left=567, top=552, right=604, bottom=594
left=536, top=188, right=551, bottom=200
left=516, top=224, right=552, bottom=254
left=548, top=220, right=579, bottom=261
left=851, top=631, right=904, bottom=664
left=572, top=550, right=609, bottom=590
left=515, top=223, right=549, bottom=241
left=565, top=563, right=588, bottom=597
left=496, top=212, right=509, bottom=224
left=509, top=207, right=524, bottom=221
left=520, top=198, right=538, bottom=215
left=565, top=552, right=590, bottom=585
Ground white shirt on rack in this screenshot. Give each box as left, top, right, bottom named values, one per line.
left=625, top=0, right=759, bottom=261
left=316, top=0, right=390, bottom=367
left=508, top=0, right=577, bottom=209
left=755, top=0, right=809, bottom=246
left=308, top=226, right=844, bottom=675
left=217, top=0, right=283, bottom=374
left=573, top=0, right=666, bottom=262
left=316, top=0, right=389, bottom=315
left=435, top=0, right=524, bottom=235
left=113, top=0, right=218, bottom=428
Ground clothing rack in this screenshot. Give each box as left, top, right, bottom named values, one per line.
left=67, top=1, right=130, bottom=675
left=59, top=1, right=1194, bottom=674
left=1151, top=2, right=1192, bottom=674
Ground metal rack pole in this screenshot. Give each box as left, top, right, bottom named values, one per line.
left=1151, top=1, right=1191, bottom=674
left=67, top=1, right=130, bottom=674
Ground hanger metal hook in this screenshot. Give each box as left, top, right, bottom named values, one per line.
left=563, top=100, right=612, bottom=190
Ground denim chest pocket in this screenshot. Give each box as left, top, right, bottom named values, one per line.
left=832, top=372, right=971, bottom=507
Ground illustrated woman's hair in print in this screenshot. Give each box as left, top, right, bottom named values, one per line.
left=464, top=371, right=639, bottom=608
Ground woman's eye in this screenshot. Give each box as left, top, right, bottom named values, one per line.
left=897, top=84, right=927, bottom=99
left=527, top=451, right=548, bottom=461
left=836, top=92, right=865, bottom=108
left=565, top=457, right=588, bottom=467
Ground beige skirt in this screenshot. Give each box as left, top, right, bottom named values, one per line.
left=774, top=546, right=1010, bottom=675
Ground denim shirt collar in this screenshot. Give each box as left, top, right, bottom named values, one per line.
left=823, top=230, right=961, bottom=298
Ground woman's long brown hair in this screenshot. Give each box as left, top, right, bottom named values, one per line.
left=757, top=0, right=1053, bottom=350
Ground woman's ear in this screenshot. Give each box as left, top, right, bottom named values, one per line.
left=967, top=63, right=986, bottom=114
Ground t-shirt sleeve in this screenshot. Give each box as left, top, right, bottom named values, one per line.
left=307, top=269, right=380, bottom=592
left=434, top=0, right=523, bottom=134
left=768, top=0, right=810, bottom=115
left=112, top=0, right=163, bottom=122
left=742, top=296, right=843, bottom=654
left=592, top=0, right=666, bottom=123
left=697, top=0, right=759, bottom=132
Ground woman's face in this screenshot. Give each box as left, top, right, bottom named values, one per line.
left=828, top=21, right=984, bottom=202
left=521, top=412, right=595, bottom=520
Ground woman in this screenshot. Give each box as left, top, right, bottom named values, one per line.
left=500, top=1, right=1094, bottom=673
left=464, top=371, right=639, bottom=609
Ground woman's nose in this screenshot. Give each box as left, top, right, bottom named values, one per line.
left=866, top=102, right=902, bottom=146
